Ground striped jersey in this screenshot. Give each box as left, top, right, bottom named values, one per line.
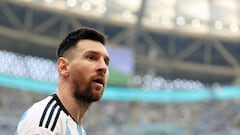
left=15, top=94, right=86, bottom=135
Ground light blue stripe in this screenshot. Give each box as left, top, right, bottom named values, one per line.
left=14, top=130, right=18, bottom=135
left=77, top=125, right=82, bottom=135
left=19, top=110, right=28, bottom=122
left=14, top=110, right=29, bottom=135
left=102, top=87, right=212, bottom=103
left=0, top=74, right=56, bottom=93
left=1, top=73, right=240, bottom=103
left=65, top=120, right=71, bottom=135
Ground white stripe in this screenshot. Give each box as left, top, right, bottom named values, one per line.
left=42, top=100, right=56, bottom=127
left=48, top=105, right=60, bottom=130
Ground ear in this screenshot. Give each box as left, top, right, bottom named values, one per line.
left=57, top=57, right=70, bottom=76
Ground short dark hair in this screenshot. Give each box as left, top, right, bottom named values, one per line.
left=56, top=27, right=107, bottom=58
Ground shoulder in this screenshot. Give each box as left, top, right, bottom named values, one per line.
left=20, top=95, right=53, bottom=123
left=15, top=94, right=68, bottom=134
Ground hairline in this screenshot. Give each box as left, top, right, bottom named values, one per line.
left=56, top=27, right=107, bottom=58
left=61, top=39, right=106, bottom=60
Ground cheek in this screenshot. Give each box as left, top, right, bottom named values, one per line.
left=70, top=69, right=88, bottom=90
left=70, top=64, right=91, bottom=80
left=105, top=72, right=109, bottom=82
left=106, top=69, right=109, bottom=77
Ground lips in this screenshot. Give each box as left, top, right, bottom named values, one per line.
left=93, top=77, right=105, bottom=87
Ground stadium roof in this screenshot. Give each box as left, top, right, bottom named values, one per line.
left=1, top=0, right=240, bottom=86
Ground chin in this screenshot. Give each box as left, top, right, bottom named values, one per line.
left=88, top=97, right=101, bottom=103
left=92, top=94, right=103, bottom=101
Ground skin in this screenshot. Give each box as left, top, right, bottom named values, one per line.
left=56, top=39, right=110, bottom=124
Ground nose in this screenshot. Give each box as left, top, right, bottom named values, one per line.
left=96, top=60, right=108, bottom=74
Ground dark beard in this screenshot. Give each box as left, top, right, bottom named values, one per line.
left=73, top=81, right=103, bottom=103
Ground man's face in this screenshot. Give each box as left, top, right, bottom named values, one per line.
left=65, top=39, right=110, bottom=103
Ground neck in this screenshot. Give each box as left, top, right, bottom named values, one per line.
left=56, top=87, right=90, bottom=124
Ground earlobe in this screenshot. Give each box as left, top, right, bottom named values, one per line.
left=57, top=57, right=69, bottom=76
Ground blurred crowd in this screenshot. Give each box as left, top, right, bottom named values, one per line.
left=1, top=86, right=240, bottom=135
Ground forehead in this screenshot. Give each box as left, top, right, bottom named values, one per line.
left=75, top=39, right=109, bottom=56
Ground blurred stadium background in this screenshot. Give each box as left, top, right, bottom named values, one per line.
left=1, top=0, right=240, bottom=134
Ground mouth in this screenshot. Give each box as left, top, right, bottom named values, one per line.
left=93, top=77, right=105, bottom=87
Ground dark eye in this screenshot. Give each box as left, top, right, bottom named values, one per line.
left=87, top=55, right=98, bottom=62
left=87, top=56, right=94, bottom=61
left=105, top=59, right=109, bottom=66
